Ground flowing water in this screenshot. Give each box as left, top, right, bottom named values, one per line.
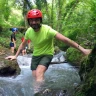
left=0, top=54, right=80, bottom=96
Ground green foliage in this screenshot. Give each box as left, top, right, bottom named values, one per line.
left=0, top=0, right=11, bottom=27
left=0, top=0, right=24, bottom=28
left=36, top=0, right=96, bottom=49
left=66, top=47, right=83, bottom=65
left=75, top=92, right=85, bottom=96
left=7, top=8, right=24, bottom=27
left=0, top=30, right=11, bottom=48
left=0, top=0, right=96, bottom=50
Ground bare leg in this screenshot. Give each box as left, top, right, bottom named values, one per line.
left=32, top=65, right=47, bottom=82
left=35, top=65, right=47, bottom=82
left=11, top=47, right=14, bottom=54
left=32, top=65, right=47, bottom=93
left=32, top=70, right=36, bottom=80
left=28, top=43, right=30, bottom=49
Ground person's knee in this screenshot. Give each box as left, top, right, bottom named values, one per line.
left=36, top=70, right=43, bottom=77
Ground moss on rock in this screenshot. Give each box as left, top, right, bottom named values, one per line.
left=74, top=45, right=96, bottom=96
left=0, top=46, right=21, bottom=77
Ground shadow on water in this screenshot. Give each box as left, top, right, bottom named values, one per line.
left=0, top=54, right=80, bottom=96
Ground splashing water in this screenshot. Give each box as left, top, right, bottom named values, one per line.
left=0, top=55, right=80, bottom=96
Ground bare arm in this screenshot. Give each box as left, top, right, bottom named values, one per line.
left=55, top=32, right=91, bottom=55
left=5, top=39, right=28, bottom=60
left=15, top=39, right=28, bottom=57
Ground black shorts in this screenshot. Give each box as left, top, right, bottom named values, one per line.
left=31, top=55, right=53, bottom=70
left=10, top=42, right=14, bottom=47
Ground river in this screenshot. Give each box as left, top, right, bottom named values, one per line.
left=0, top=54, right=80, bottom=96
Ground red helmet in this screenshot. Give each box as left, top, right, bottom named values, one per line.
left=26, top=9, right=42, bottom=19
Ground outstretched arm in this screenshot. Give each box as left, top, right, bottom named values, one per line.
left=5, top=39, right=28, bottom=60
left=55, top=32, right=91, bottom=55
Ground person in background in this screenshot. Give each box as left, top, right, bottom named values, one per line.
left=6, top=9, right=91, bottom=83
left=27, top=39, right=31, bottom=49
left=21, top=32, right=31, bottom=55
left=10, top=28, right=18, bottom=54
left=21, top=36, right=27, bottom=55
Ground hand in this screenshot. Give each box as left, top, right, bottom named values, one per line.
left=5, top=56, right=17, bottom=60
left=83, top=49, right=92, bottom=56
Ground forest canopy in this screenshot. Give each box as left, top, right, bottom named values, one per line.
left=0, top=0, right=96, bottom=49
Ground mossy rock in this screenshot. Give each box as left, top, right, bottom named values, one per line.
left=74, top=45, right=96, bottom=96
left=0, top=46, right=21, bottom=77
left=66, top=47, right=83, bottom=66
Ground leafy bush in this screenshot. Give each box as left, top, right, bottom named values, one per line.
left=66, top=47, right=83, bottom=66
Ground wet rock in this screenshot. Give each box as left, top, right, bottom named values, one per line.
left=0, top=47, right=21, bottom=77
left=0, top=59, right=21, bottom=77
left=51, top=51, right=67, bottom=64
left=74, top=45, right=96, bottom=96
left=34, top=89, right=69, bottom=96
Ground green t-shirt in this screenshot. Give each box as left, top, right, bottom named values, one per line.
left=25, top=24, right=58, bottom=56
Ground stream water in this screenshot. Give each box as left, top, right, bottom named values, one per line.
left=0, top=54, right=80, bottom=96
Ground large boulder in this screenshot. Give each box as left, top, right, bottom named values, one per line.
left=74, top=45, right=96, bottom=96
left=51, top=51, right=67, bottom=64
left=0, top=47, right=21, bottom=77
